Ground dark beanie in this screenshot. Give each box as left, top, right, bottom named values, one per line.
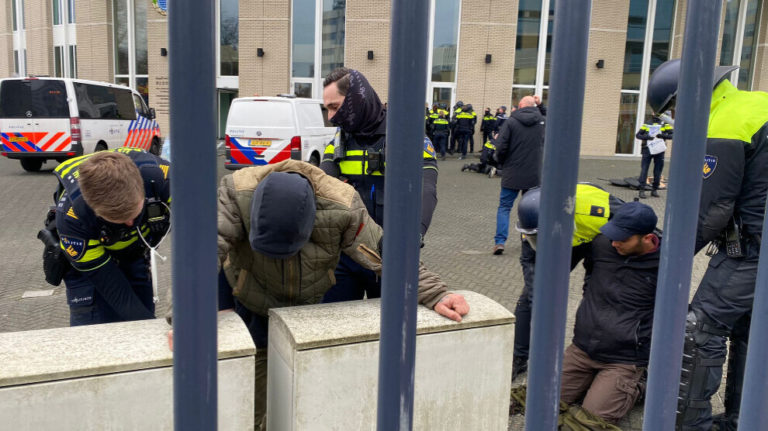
left=249, top=172, right=316, bottom=259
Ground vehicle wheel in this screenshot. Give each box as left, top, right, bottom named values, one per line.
left=95, top=142, right=108, bottom=152
left=20, top=158, right=44, bottom=172
left=309, top=152, right=321, bottom=166
left=149, top=138, right=161, bottom=156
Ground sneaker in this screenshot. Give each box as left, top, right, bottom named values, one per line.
left=651, top=189, right=660, bottom=197
left=493, top=244, right=505, bottom=255
left=488, top=167, right=497, bottom=178
left=458, top=156, right=465, bottom=160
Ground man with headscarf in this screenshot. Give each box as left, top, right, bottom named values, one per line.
left=320, top=67, right=439, bottom=301
left=212, top=159, right=468, bottom=429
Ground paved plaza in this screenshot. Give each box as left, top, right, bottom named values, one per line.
left=0, top=151, right=717, bottom=429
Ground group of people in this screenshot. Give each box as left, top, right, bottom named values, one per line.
left=425, top=101, right=510, bottom=160
left=43, top=59, right=767, bottom=431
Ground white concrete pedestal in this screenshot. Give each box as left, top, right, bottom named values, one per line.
left=267, top=290, right=515, bottom=430
left=0, top=313, right=256, bottom=430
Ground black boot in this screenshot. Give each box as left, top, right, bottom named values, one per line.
left=511, top=356, right=528, bottom=381
left=639, top=190, right=647, bottom=199
left=651, top=189, right=660, bottom=197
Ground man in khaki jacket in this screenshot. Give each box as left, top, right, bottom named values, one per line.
left=216, top=159, right=469, bottom=428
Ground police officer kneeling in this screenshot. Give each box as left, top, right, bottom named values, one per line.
left=44, top=149, right=171, bottom=326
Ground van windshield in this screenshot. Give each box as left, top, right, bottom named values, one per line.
left=0, top=80, right=69, bottom=118
left=228, top=100, right=294, bottom=128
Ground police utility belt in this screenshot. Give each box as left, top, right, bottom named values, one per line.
left=705, top=216, right=760, bottom=259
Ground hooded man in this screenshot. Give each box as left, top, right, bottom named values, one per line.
left=215, top=160, right=469, bottom=429
left=320, top=67, right=439, bottom=301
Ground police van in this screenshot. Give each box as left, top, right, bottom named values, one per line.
left=0, top=77, right=162, bottom=172
left=224, top=95, right=337, bottom=169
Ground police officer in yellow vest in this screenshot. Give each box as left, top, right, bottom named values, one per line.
left=430, top=111, right=450, bottom=160
left=481, top=107, right=497, bottom=146
left=449, top=101, right=464, bottom=154
left=511, top=183, right=624, bottom=380
left=321, top=67, right=439, bottom=301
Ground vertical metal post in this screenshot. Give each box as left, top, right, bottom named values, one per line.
left=738, top=200, right=768, bottom=428
left=169, top=1, right=218, bottom=430
left=376, top=0, right=430, bottom=429
left=524, top=1, right=591, bottom=429
left=642, top=3, right=722, bottom=430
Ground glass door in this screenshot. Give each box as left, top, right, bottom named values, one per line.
left=428, top=84, right=454, bottom=112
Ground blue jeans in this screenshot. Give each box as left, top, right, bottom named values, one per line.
left=322, top=253, right=381, bottom=303
left=494, top=187, right=520, bottom=245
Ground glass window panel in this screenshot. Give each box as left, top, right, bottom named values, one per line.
left=621, top=0, right=648, bottom=90
left=431, top=87, right=452, bottom=108
left=615, top=92, right=639, bottom=154
left=67, top=0, right=75, bottom=23
left=54, top=46, right=63, bottom=77
left=19, top=0, right=25, bottom=30
left=543, top=1, right=556, bottom=86
left=650, top=0, right=675, bottom=75
left=514, top=0, right=541, bottom=85
left=0, top=79, right=69, bottom=118
left=511, top=86, right=536, bottom=108
left=738, top=0, right=762, bottom=89
left=137, top=77, right=149, bottom=104
left=221, top=0, right=239, bottom=76
left=720, top=0, right=741, bottom=66
left=432, top=0, right=460, bottom=82
left=13, top=51, right=19, bottom=75
left=116, top=76, right=130, bottom=87
left=75, top=83, right=136, bottom=120
left=292, top=0, right=316, bottom=78
left=53, top=0, right=61, bottom=25
left=294, top=82, right=312, bottom=98
left=12, top=0, right=17, bottom=31
left=114, top=0, right=129, bottom=75
left=134, top=0, right=148, bottom=75
left=321, top=0, right=345, bottom=78
left=69, top=45, right=77, bottom=78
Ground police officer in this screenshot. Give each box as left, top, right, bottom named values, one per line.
left=321, top=67, right=439, bottom=301
left=495, top=105, right=509, bottom=132
left=481, top=107, right=497, bottom=145
left=454, top=104, right=475, bottom=159
left=449, top=101, right=464, bottom=155
left=636, top=115, right=673, bottom=198
left=430, top=110, right=450, bottom=160
left=50, top=148, right=171, bottom=326
left=511, top=184, right=624, bottom=380
left=647, top=59, right=768, bottom=431
left=426, top=103, right=439, bottom=140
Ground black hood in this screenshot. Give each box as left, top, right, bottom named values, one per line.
left=330, top=70, right=387, bottom=137
left=510, top=106, right=544, bottom=127
left=249, top=172, right=316, bottom=259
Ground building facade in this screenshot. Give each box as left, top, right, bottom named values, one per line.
left=1, top=0, right=767, bottom=156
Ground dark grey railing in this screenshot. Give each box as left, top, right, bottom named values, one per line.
left=642, top=3, right=722, bottom=430
left=169, top=1, right=219, bottom=430
left=524, top=1, right=592, bottom=429
left=376, top=0, right=430, bottom=429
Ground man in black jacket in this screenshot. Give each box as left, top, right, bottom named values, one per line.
left=559, top=202, right=661, bottom=425
left=492, top=96, right=545, bottom=255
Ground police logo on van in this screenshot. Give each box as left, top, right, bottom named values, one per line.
left=703, top=155, right=718, bottom=179
left=60, top=236, right=86, bottom=261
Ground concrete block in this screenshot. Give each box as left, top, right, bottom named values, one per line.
left=0, top=313, right=256, bottom=430
left=267, top=290, right=514, bottom=430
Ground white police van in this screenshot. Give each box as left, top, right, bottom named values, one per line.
left=0, top=77, right=162, bottom=172
left=224, top=95, right=337, bottom=169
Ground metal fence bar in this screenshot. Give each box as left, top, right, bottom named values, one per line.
left=738, top=200, right=768, bottom=428
left=169, top=1, right=219, bottom=430
left=642, top=3, right=722, bottom=430
left=524, top=1, right=592, bottom=429
left=376, top=0, right=430, bottom=429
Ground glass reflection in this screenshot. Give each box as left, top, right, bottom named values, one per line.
left=114, top=0, right=129, bottom=75
left=294, top=82, right=312, bottom=98
left=616, top=93, right=639, bottom=154
left=720, top=0, right=741, bottom=68
left=738, top=0, right=762, bottom=89
left=134, top=0, right=147, bottom=75
left=292, top=0, right=316, bottom=78
left=321, top=0, right=345, bottom=78
left=514, top=0, right=542, bottom=85
left=542, top=1, right=555, bottom=86
left=432, top=0, right=460, bottom=82
left=621, top=0, right=648, bottom=90
left=221, top=0, right=239, bottom=76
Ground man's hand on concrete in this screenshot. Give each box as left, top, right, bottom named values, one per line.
left=433, top=293, right=469, bottom=322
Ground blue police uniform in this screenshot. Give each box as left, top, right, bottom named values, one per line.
left=54, top=148, right=171, bottom=326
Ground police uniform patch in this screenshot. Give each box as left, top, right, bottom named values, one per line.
left=423, top=137, right=436, bottom=158
left=60, top=235, right=86, bottom=261
left=159, top=164, right=169, bottom=179
left=590, top=205, right=605, bottom=217
left=66, top=207, right=78, bottom=220
left=703, top=155, right=717, bottom=179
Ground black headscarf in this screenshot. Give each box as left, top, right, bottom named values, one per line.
left=329, top=70, right=387, bottom=137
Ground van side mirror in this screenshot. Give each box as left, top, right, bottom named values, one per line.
left=148, top=108, right=156, bottom=120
